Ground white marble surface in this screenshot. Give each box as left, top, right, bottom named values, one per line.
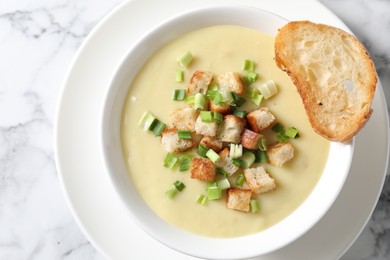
left=0, top=0, right=389, bottom=259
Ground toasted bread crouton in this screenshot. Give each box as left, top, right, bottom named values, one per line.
left=218, top=115, right=246, bottom=143
left=190, top=158, right=216, bottom=182
left=200, top=136, right=223, bottom=152
left=188, top=70, right=213, bottom=95
left=170, top=107, right=198, bottom=131
left=194, top=115, right=218, bottom=137
left=244, top=166, right=276, bottom=194
left=218, top=72, right=245, bottom=95
left=267, top=142, right=294, bottom=167
left=209, top=100, right=231, bottom=115
left=161, top=129, right=193, bottom=153
left=226, top=188, right=252, bottom=212
left=246, top=107, right=276, bottom=132
left=216, top=147, right=239, bottom=176
left=241, top=128, right=262, bottom=150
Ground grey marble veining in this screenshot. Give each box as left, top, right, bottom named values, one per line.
left=0, top=0, right=389, bottom=259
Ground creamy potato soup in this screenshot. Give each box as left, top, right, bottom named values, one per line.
left=121, top=25, right=330, bottom=238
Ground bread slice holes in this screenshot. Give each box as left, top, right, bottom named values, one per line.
left=333, top=59, right=342, bottom=69
left=304, top=41, right=315, bottom=47
left=344, top=79, right=354, bottom=91
left=308, top=68, right=318, bottom=82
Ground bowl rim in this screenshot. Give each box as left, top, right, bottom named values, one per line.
left=100, top=4, right=354, bottom=260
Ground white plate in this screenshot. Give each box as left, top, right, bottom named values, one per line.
left=54, top=0, right=389, bottom=259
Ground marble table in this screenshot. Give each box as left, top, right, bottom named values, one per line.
left=0, top=0, right=389, bottom=259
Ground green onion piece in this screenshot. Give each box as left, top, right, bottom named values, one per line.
left=285, top=127, right=299, bottom=139
left=232, top=158, right=243, bottom=168
left=233, top=110, right=246, bottom=118
left=229, top=144, right=243, bottom=159
left=166, top=185, right=177, bottom=199
left=173, top=89, right=186, bottom=101
left=197, top=144, right=209, bottom=158
left=272, top=122, right=284, bottom=133
left=213, top=112, right=223, bottom=124
left=206, top=89, right=217, bottom=99
left=247, top=87, right=263, bottom=106
left=174, top=180, right=185, bottom=192
left=207, top=186, right=222, bottom=200
left=258, top=80, right=278, bottom=99
left=177, top=130, right=192, bottom=140
left=231, top=92, right=246, bottom=107
left=196, top=194, right=208, bottom=205
left=138, top=111, right=156, bottom=131
left=163, top=153, right=178, bottom=169
left=276, top=131, right=289, bottom=143
left=200, top=111, right=213, bottom=122
left=185, top=95, right=195, bottom=105
left=209, top=84, right=219, bottom=91
left=240, top=152, right=256, bottom=169
left=213, top=92, right=223, bottom=105
left=254, top=150, right=268, bottom=163
left=250, top=199, right=259, bottom=213
left=247, top=71, right=258, bottom=82
left=235, top=173, right=245, bottom=187
left=151, top=120, right=166, bottom=136
left=206, top=182, right=218, bottom=188
left=259, top=138, right=267, bottom=151
left=216, top=168, right=228, bottom=177
left=243, top=59, right=255, bottom=72
left=175, top=70, right=184, bottom=82
left=194, top=93, right=206, bottom=110
left=206, top=149, right=220, bottom=164
left=217, top=177, right=231, bottom=190
left=178, top=51, right=193, bottom=67
left=179, top=155, right=191, bottom=172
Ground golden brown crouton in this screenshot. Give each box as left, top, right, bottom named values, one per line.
left=267, top=142, right=294, bottom=167
left=216, top=147, right=239, bottom=176
left=218, top=72, right=245, bottom=95
left=218, top=115, right=246, bottom=143
left=194, top=115, right=219, bottom=137
left=244, top=166, right=276, bottom=194
left=199, top=136, right=223, bottom=152
left=170, top=107, right=198, bottom=131
left=246, top=107, right=276, bottom=133
left=190, top=158, right=216, bottom=182
left=241, top=128, right=262, bottom=150
left=161, top=129, right=193, bottom=153
left=209, top=100, right=231, bottom=115
left=226, top=188, right=252, bottom=212
left=187, top=70, right=213, bottom=95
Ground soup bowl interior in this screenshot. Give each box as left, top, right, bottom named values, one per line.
left=101, top=5, right=353, bottom=260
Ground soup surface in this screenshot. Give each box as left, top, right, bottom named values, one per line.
left=121, top=25, right=330, bottom=237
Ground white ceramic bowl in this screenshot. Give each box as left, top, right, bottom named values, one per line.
left=101, top=5, right=354, bottom=259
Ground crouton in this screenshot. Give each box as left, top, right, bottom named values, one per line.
left=199, top=136, right=223, bottom=152
left=216, top=147, right=239, bottom=176
left=209, top=100, right=231, bottom=115
left=267, top=142, right=294, bottom=167
left=244, top=166, right=276, bottom=194
left=190, top=158, right=216, bottom=182
left=188, top=70, right=213, bottom=95
left=241, top=128, right=262, bottom=150
left=194, top=115, right=218, bottom=137
left=246, top=107, right=276, bottom=132
left=161, top=129, right=193, bottom=153
left=226, top=188, right=252, bottom=212
left=218, top=72, right=245, bottom=95
left=170, top=107, right=198, bottom=131
left=218, top=115, right=246, bottom=143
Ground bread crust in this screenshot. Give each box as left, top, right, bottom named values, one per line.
left=275, top=21, right=376, bottom=141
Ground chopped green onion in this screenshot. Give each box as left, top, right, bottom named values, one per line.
left=214, top=92, right=223, bottom=105
left=175, top=70, right=184, bottom=82
left=229, top=144, right=243, bottom=159
left=207, top=182, right=218, bottom=188
left=197, top=144, right=209, bottom=158
left=151, top=120, right=166, bottom=136
left=173, top=89, right=186, bottom=101
left=240, top=152, right=256, bottom=169
left=247, top=87, right=263, bottom=106
left=217, top=177, right=231, bottom=190
left=276, top=131, right=289, bottom=143
left=185, top=94, right=195, bottom=105
left=174, top=180, right=185, bottom=192
left=216, top=168, right=228, bottom=177
left=235, top=173, right=245, bottom=187
left=250, top=199, right=259, bottom=213
left=259, top=138, right=267, bottom=151
left=177, top=130, right=192, bottom=140
left=207, top=186, right=222, bottom=200
left=213, top=112, right=223, bottom=124
left=200, top=111, right=213, bottom=122
left=163, top=153, right=178, bottom=169
left=232, top=158, right=243, bottom=168
left=166, top=185, right=177, bottom=199
left=179, top=155, right=191, bottom=172
left=285, top=127, right=299, bottom=139
left=243, top=59, right=255, bottom=72
left=254, top=150, right=268, bottom=163
left=196, top=194, right=208, bottom=205
left=233, top=110, right=246, bottom=118
left=138, top=111, right=156, bottom=131
left=231, top=92, right=246, bottom=107
left=194, top=93, right=206, bottom=110
left=246, top=72, right=258, bottom=82
left=206, top=149, right=220, bottom=164
left=272, top=123, right=284, bottom=133
left=258, top=80, right=278, bottom=99
left=206, top=89, right=217, bottom=99
left=209, top=84, right=219, bottom=91
left=178, top=51, right=193, bottom=67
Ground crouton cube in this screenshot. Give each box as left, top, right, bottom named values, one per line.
left=244, top=166, right=276, bottom=194
left=170, top=107, right=198, bottom=131
left=190, top=158, right=216, bottom=182
left=267, top=142, right=294, bottom=167
left=226, top=188, right=252, bottom=212
left=241, top=128, right=262, bottom=150
left=188, top=70, right=213, bottom=95
left=218, top=72, right=245, bottom=95
left=199, top=136, right=223, bottom=152
left=161, top=129, right=193, bottom=153
left=215, top=147, right=239, bottom=176
left=246, top=107, right=276, bottom=132
left=194, top=115, right=218, bottom=137
left=218, top=115, right=246, bottom=143
left=209, top=100, right=231, bottom=115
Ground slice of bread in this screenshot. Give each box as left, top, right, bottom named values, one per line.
left=275, top=21, right=377, bottom=141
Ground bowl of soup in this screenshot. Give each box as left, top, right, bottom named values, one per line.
left=101, top=5, right=353, bottom=259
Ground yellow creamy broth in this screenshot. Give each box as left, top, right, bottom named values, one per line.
left=121, top=25, right=330, bottom=237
